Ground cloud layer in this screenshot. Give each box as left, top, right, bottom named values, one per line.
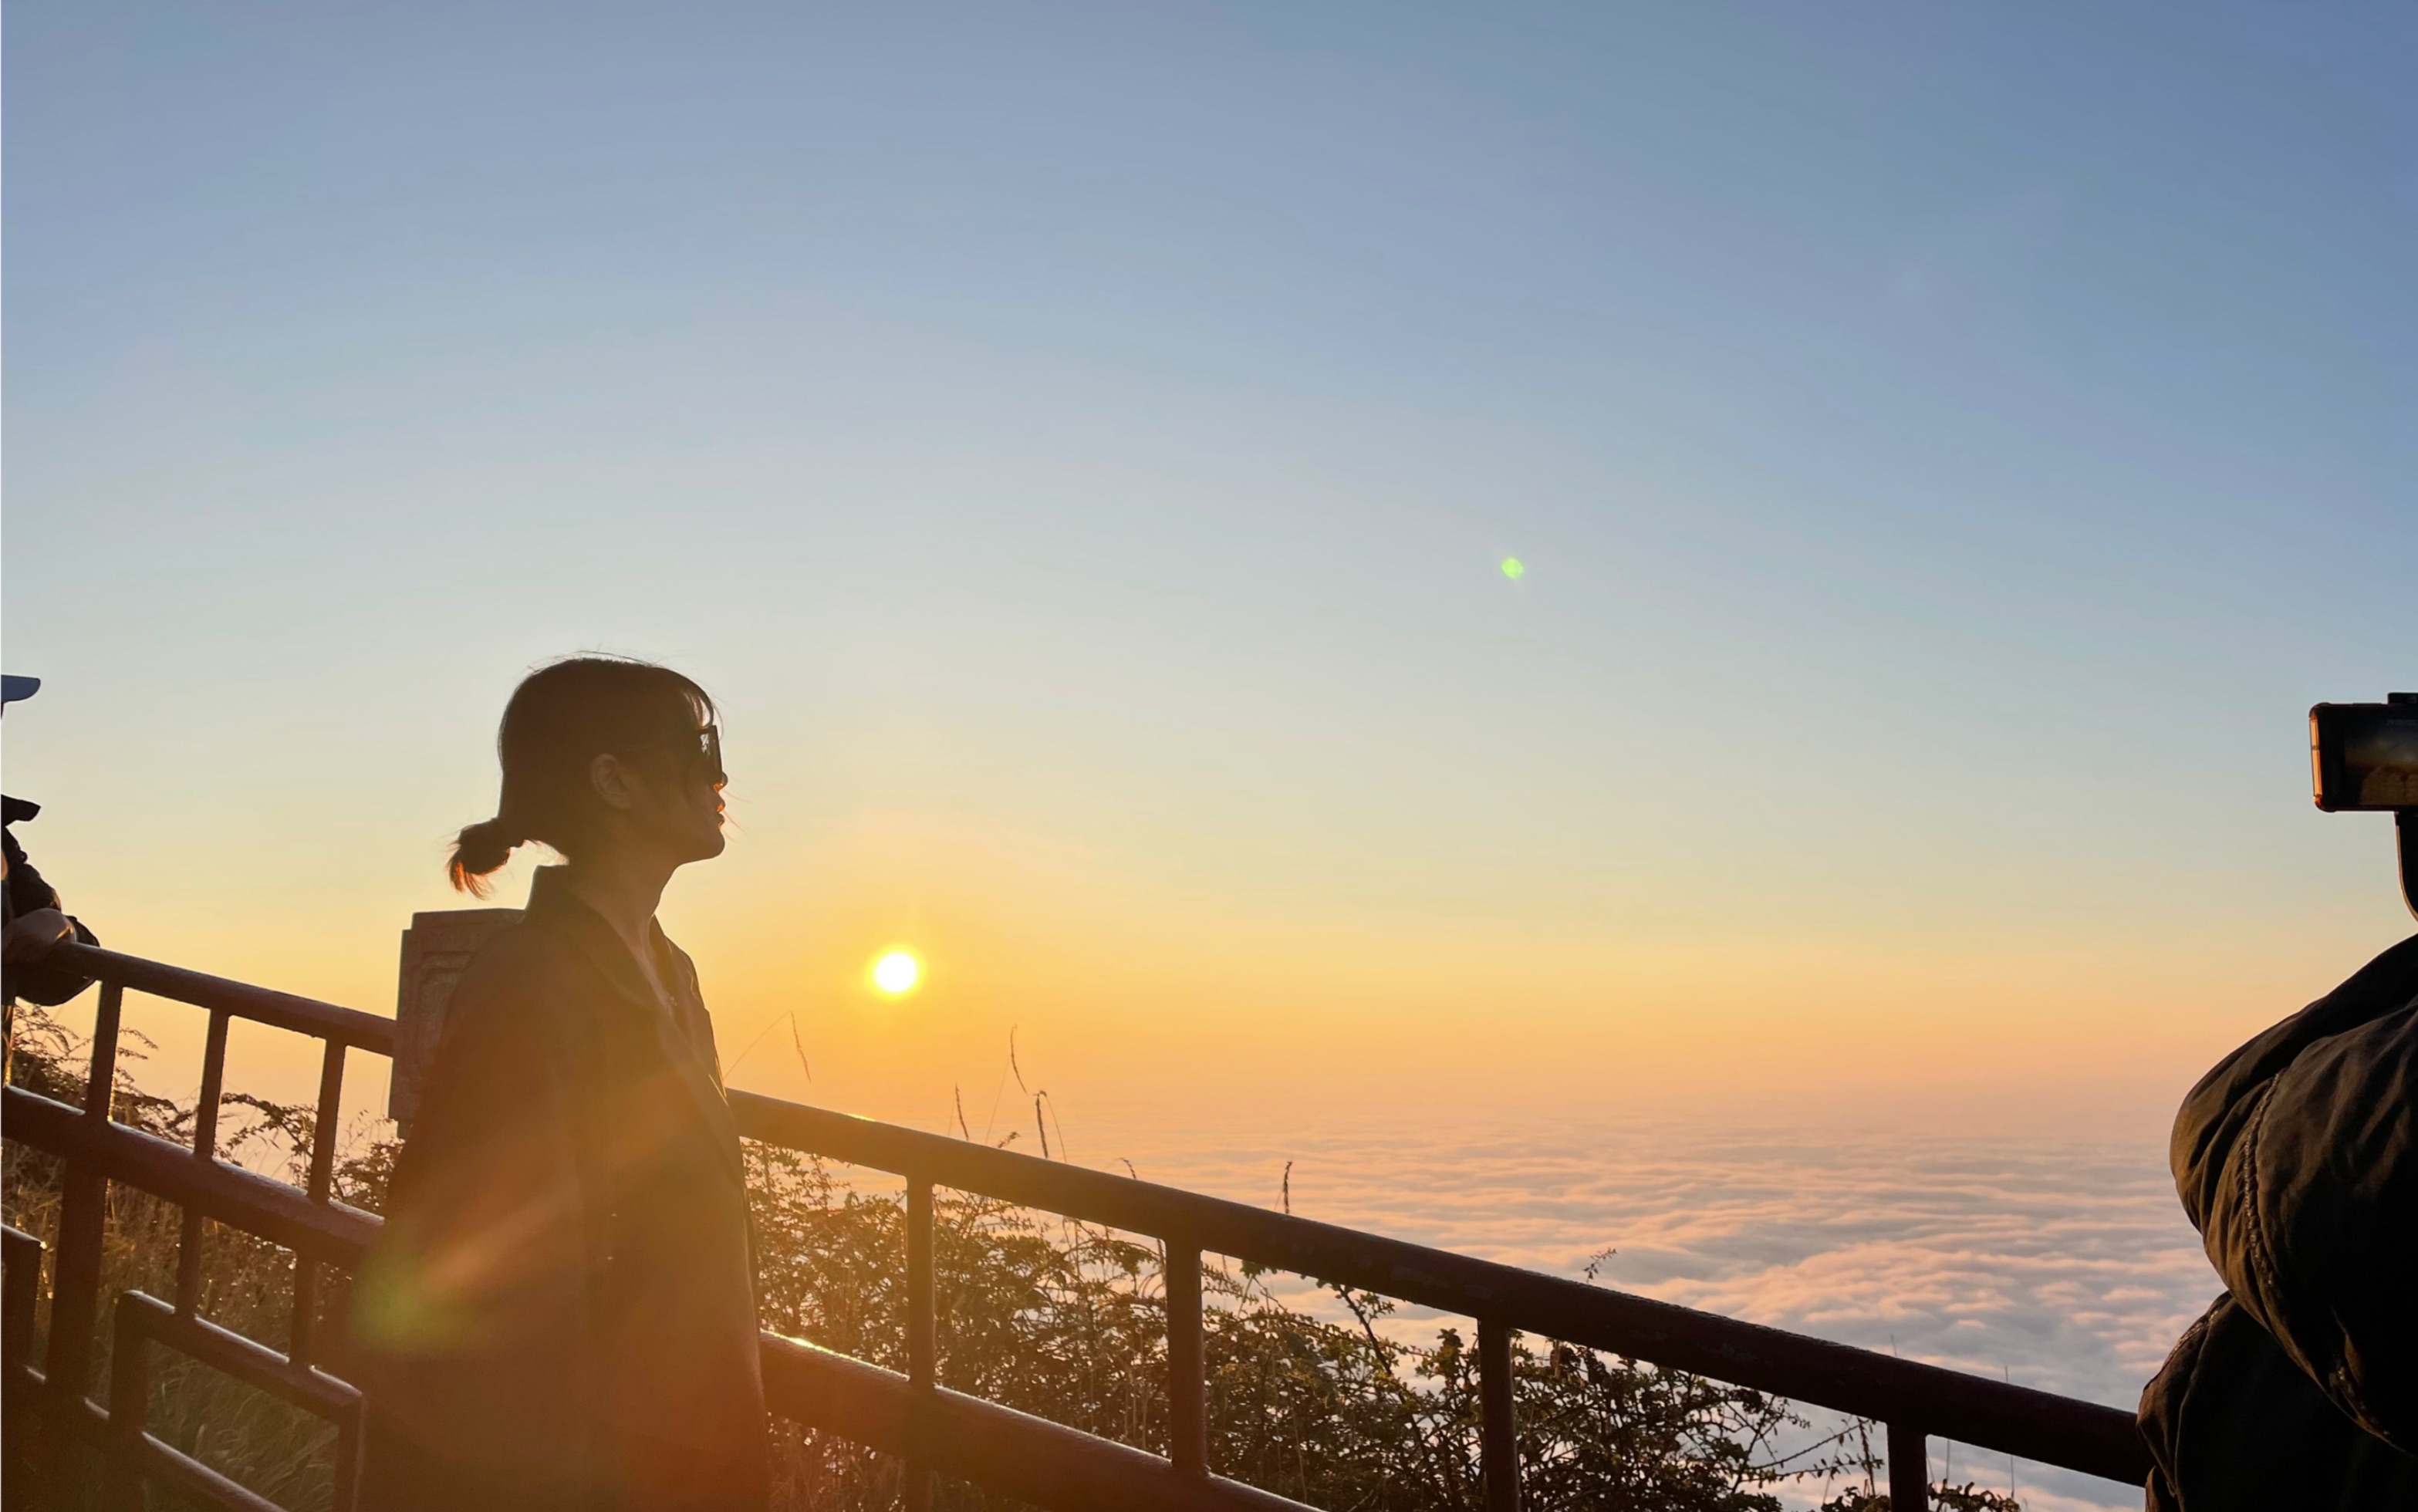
left=1096, top=1118, right=2204, bottom=1511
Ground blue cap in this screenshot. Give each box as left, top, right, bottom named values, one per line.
left=1, top=676, right=41, bottom=704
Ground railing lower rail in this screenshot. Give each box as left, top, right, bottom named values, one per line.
left=2, top=940, right=2152, bottom=1511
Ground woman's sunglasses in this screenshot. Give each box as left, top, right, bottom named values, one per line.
left=669, top=724, right=725, bottom=787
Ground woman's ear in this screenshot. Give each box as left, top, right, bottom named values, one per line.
left=589, top=752, right=642, bottom=812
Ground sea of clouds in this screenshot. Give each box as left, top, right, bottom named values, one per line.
left=1096, top=1119, right=2214, bottom=1512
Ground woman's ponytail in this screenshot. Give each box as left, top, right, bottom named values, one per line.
left=447, top=815, right=523, bottom=896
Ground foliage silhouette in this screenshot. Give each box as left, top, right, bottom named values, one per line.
left=4, top=1004, right=2020, bottom=1511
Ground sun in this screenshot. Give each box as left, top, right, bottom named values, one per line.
left=870, top=950, right=922, bottom=997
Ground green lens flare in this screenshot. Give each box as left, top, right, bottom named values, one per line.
left=1500, top=556, right=1526, bottom=580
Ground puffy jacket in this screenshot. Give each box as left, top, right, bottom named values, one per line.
left=2140, top=933, right=2418, bottom=1509
left=2, top=796, right=99, bottom=1007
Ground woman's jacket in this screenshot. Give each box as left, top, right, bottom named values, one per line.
left=2139, top=931, right=2418, bottom=1509
left=349, top=867, right=769, bottom=1512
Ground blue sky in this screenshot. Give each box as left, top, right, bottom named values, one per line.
left=6, top=4, right=2414, bottom=1128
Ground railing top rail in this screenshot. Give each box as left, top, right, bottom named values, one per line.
left=732, top=1091, right=2148, bottom=1483
left=49, top=942, right=396, bottom=1055
left=4, top=1088, right=380, bottom=1262
left=9, top=943, right=2149, bottom=1490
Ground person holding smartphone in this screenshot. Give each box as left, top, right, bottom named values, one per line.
left=2139, top=930, right=2418, bottom=1509
left=3, top=674, right=101, bottom=1053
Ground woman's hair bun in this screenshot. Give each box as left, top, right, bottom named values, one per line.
left=447, top=816, right=523, bottom=897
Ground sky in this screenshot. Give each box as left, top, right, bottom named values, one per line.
left=7, top=3, right=2416, bottom=1149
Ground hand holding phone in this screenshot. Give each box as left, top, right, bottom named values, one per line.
left=2310, top=697, right=2418, bottom=812
left=2312, top=694, right=2418, bottom=921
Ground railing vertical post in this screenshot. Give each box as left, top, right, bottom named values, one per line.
left=177, top=1009, right=231, bottom=1314
left=332, top=1406, right=365, bottom=1512
left=103, top=1301, right=152, bottom=1512
left=2, top=1227, right=39, bottom=1383
left=193, top=1009, right=230, bottom=1159
left=48, top=1166, right=109, bottom=1397
left=905, top=1174, right=936, bottom=1512
left=307, top=1041, right=346, bottom=1202
left=290, top=1253, right=320, bottom=1366
left=1479, top=1317, right=1520, bottom=1512
left=1165, top=1242, right=1206, bottom=1473
left=1888, top=1422, right=1929, bottom=1511
left=80, top=980, right=125, bottom=1123
left=290, top=1040, right=349, bottom=1365
left=3, top=1226, right=44, bottom=1504
left=46, top=980, right=124, bottom=1466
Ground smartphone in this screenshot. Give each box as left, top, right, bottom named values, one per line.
left=2310, top=699, right=2418, bottom=812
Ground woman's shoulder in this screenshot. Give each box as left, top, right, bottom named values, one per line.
left=455, top=914, right=570, bottom=991
left=440, top=916, right=593, bottom=1046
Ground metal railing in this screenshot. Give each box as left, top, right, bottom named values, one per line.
left=2, top=940, right=2152, bottom=1510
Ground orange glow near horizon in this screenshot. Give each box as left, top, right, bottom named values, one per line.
left=26, top=796, right=2409, bottom=1150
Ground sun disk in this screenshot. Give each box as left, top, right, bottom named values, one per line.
left=872, top=950, right=922, bottom=996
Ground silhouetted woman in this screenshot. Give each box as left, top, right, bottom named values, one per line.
left=350, top=657, right=766, bottom=1512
